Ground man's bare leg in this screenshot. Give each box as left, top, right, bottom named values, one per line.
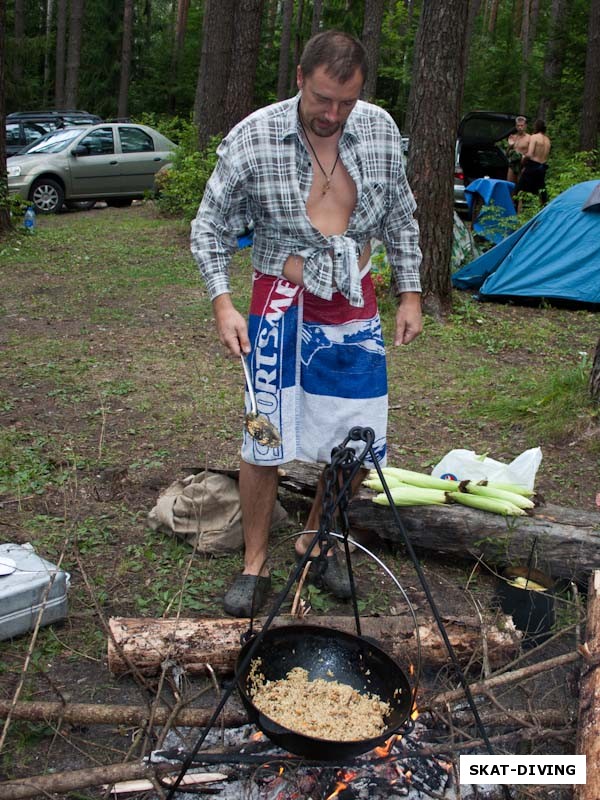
left=239, top=459, right=279, bottom=576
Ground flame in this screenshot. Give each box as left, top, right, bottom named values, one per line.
left=250, top=731, right=264, bottom=741
left=325, top=770, right=357, bottom=799
left=409, top=662, right=415, bottom=676
left=410, top=701, right=419, bottom=721
left=374, top=735, right=397, bottom=757
left=405, top=769, right=413, bottom=783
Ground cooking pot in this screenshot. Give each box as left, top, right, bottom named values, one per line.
left=236, top=624, right=413, bottom=760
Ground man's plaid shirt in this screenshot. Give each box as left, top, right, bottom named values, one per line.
left=191, top=94, right=421, bottom=307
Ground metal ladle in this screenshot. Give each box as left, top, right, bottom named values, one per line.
left=240, top=354, right=281, bottom=448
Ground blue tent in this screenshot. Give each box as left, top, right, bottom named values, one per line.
left=452, top=180, right=600, bottom=305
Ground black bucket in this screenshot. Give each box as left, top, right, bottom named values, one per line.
left=497, top=566, right=556, bottom=646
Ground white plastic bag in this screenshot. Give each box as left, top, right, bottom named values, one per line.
left=431, top=447, right=542, bottom=490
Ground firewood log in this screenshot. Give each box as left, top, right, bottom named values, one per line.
left=574, top=570, right=600, bottom=800
left=107, top=614, right=520, bottom=677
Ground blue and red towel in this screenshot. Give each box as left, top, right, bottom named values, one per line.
left=241, top=268, right=388, bottom=468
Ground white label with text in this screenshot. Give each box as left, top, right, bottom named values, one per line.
left=459, top=755, right=586, bottom=784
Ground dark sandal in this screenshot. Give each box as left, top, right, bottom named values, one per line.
left=223, top=573, right=271, bottom=617
left=296, top=548, right=352, bottom=600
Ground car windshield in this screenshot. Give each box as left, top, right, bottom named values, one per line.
left=22, top=127, right=86, bottom=154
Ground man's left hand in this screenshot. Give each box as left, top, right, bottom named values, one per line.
left=394, top=292, right=422, bottom=345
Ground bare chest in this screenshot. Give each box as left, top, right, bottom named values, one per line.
left=305, top=154, right=357, bottom=237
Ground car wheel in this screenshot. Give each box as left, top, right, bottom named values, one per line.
left=106, top=198, right=133, bottom=207
left=30, top=178, right=65, bottom=214
left=66, top=200, right=96, bottom=211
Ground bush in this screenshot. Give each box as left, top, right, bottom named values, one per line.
left=154, top=135, right=221, bottom=221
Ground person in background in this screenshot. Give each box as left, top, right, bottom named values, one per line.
left=516, top=119, right=551, bottom=206
left=190, top=30, right=422, bottom=617
left=506, top=115, right=530, bottom=184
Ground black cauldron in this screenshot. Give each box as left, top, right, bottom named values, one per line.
left=236, top=624, right=413, bottom=760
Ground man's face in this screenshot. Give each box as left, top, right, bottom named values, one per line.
left=297, top=64, right=363, bottom=138
left=516, top=118, right=527, bottom=133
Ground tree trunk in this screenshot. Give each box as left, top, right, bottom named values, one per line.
left=311, top=0, right=323, bottom=35
left=488, top=0, right=500, bottom=34
left=591, top=336, right=600, bottom=403
left=537, top=0, right=569, bottom=121
left=277, top=0, right=294, bottom=100
left=361, top=0, right=386, bottom=102
left=224, top=0, right=264, bottom=133
left=54, top=0, right=67, bottom=108
left=107, top=614, right=520, bottom=677
left=168, top=0, right=190, bottom=111
left=0, top=0, right=12, bottom=237
left=580, top=0, right=600, bottom=152
left=462, top=0, right=483, bottom=76
left=12, top=0, right=25, bottom=87
left=405, top=0, right=470, bottom=318
left=117, top=0, right=135, bottom=119
left=194, top=0, right=235, bottom=149
left=289, top=0, right=304, bottom=96
left=519, top=0, right=531, bottom=114
left=64, top=0, right=85, bottom=109
left=574, top=571, right=600, bottom=800
left=256, top=461, right=600, bottom=586
left=43, top=0, right=55, bottom=105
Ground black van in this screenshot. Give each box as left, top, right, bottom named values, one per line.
left=454, top=111, right=519, bottom=216
left=6, top=110, right=103, bottom=156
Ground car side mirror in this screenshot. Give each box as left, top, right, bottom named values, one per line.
left=72, top=144, right=88, bottom=157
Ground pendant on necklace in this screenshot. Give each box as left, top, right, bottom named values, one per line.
left=322, top=179, right=330, bottom=195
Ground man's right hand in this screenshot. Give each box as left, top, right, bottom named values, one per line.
left=212, top=294, right=250, bottom=356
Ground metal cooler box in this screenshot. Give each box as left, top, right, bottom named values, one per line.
left=0, top=543, right=69, bottom=641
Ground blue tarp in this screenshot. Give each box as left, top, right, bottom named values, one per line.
left=465, top=177, right=517, bottom=244
left=452, top=180, right=600, bottom=305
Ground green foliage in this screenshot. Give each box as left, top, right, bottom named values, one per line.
left=133, top=112, right=197, bottom=148
left=155, top=135, right=221, bottom=220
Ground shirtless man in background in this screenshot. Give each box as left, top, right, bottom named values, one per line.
left=516, top=119, right=551, bottom=205
left=506, top=115, right=530, bottom=183
left=191, top=30, right=422, bottom=617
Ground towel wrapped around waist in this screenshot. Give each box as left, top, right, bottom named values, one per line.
left=241, top=266, right=388, bottom=468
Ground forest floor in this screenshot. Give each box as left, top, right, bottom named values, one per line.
left=0, top=202, right=598, bottom=799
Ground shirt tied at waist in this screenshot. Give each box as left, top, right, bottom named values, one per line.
left=300, top=234, right=364, bottom=307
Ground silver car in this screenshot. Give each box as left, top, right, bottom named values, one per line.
left=7, top=122, right=177, bottom=213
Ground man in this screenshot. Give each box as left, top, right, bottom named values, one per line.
left=516, top=119, right=551, bottom=205
left=191, top=30, right=422, bottom=617
left=505, top=115, right=530, bottom=184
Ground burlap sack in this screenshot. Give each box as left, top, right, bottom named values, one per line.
left=148, top=471, right=288, bottom=555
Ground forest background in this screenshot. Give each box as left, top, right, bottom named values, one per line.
left=2, top=0, right=600, bottom=154
left=1, top=0, right=599, bottom=312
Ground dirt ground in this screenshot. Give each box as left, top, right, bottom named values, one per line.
left=0, top=204, right=596, bottom=798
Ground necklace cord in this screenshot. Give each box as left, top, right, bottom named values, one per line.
left=298, top=111, right=340, bottom=193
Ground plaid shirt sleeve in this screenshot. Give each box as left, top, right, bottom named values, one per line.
left=380, top=134, right=422, bottom=295
left=190, top=136, right=250, bottom=300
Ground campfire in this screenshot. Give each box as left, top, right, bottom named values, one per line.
left=150, top=722, right=470, bottom=799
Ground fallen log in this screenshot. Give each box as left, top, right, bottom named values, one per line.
left=0, top=699, right=245, bottom=729
left=267, top=461, right=600, bottom=586
left=574, top=569, right=600, bottom=800
left=0, top=761, right=225, bottom=800
left=107, top=614, right=520, bottom=677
